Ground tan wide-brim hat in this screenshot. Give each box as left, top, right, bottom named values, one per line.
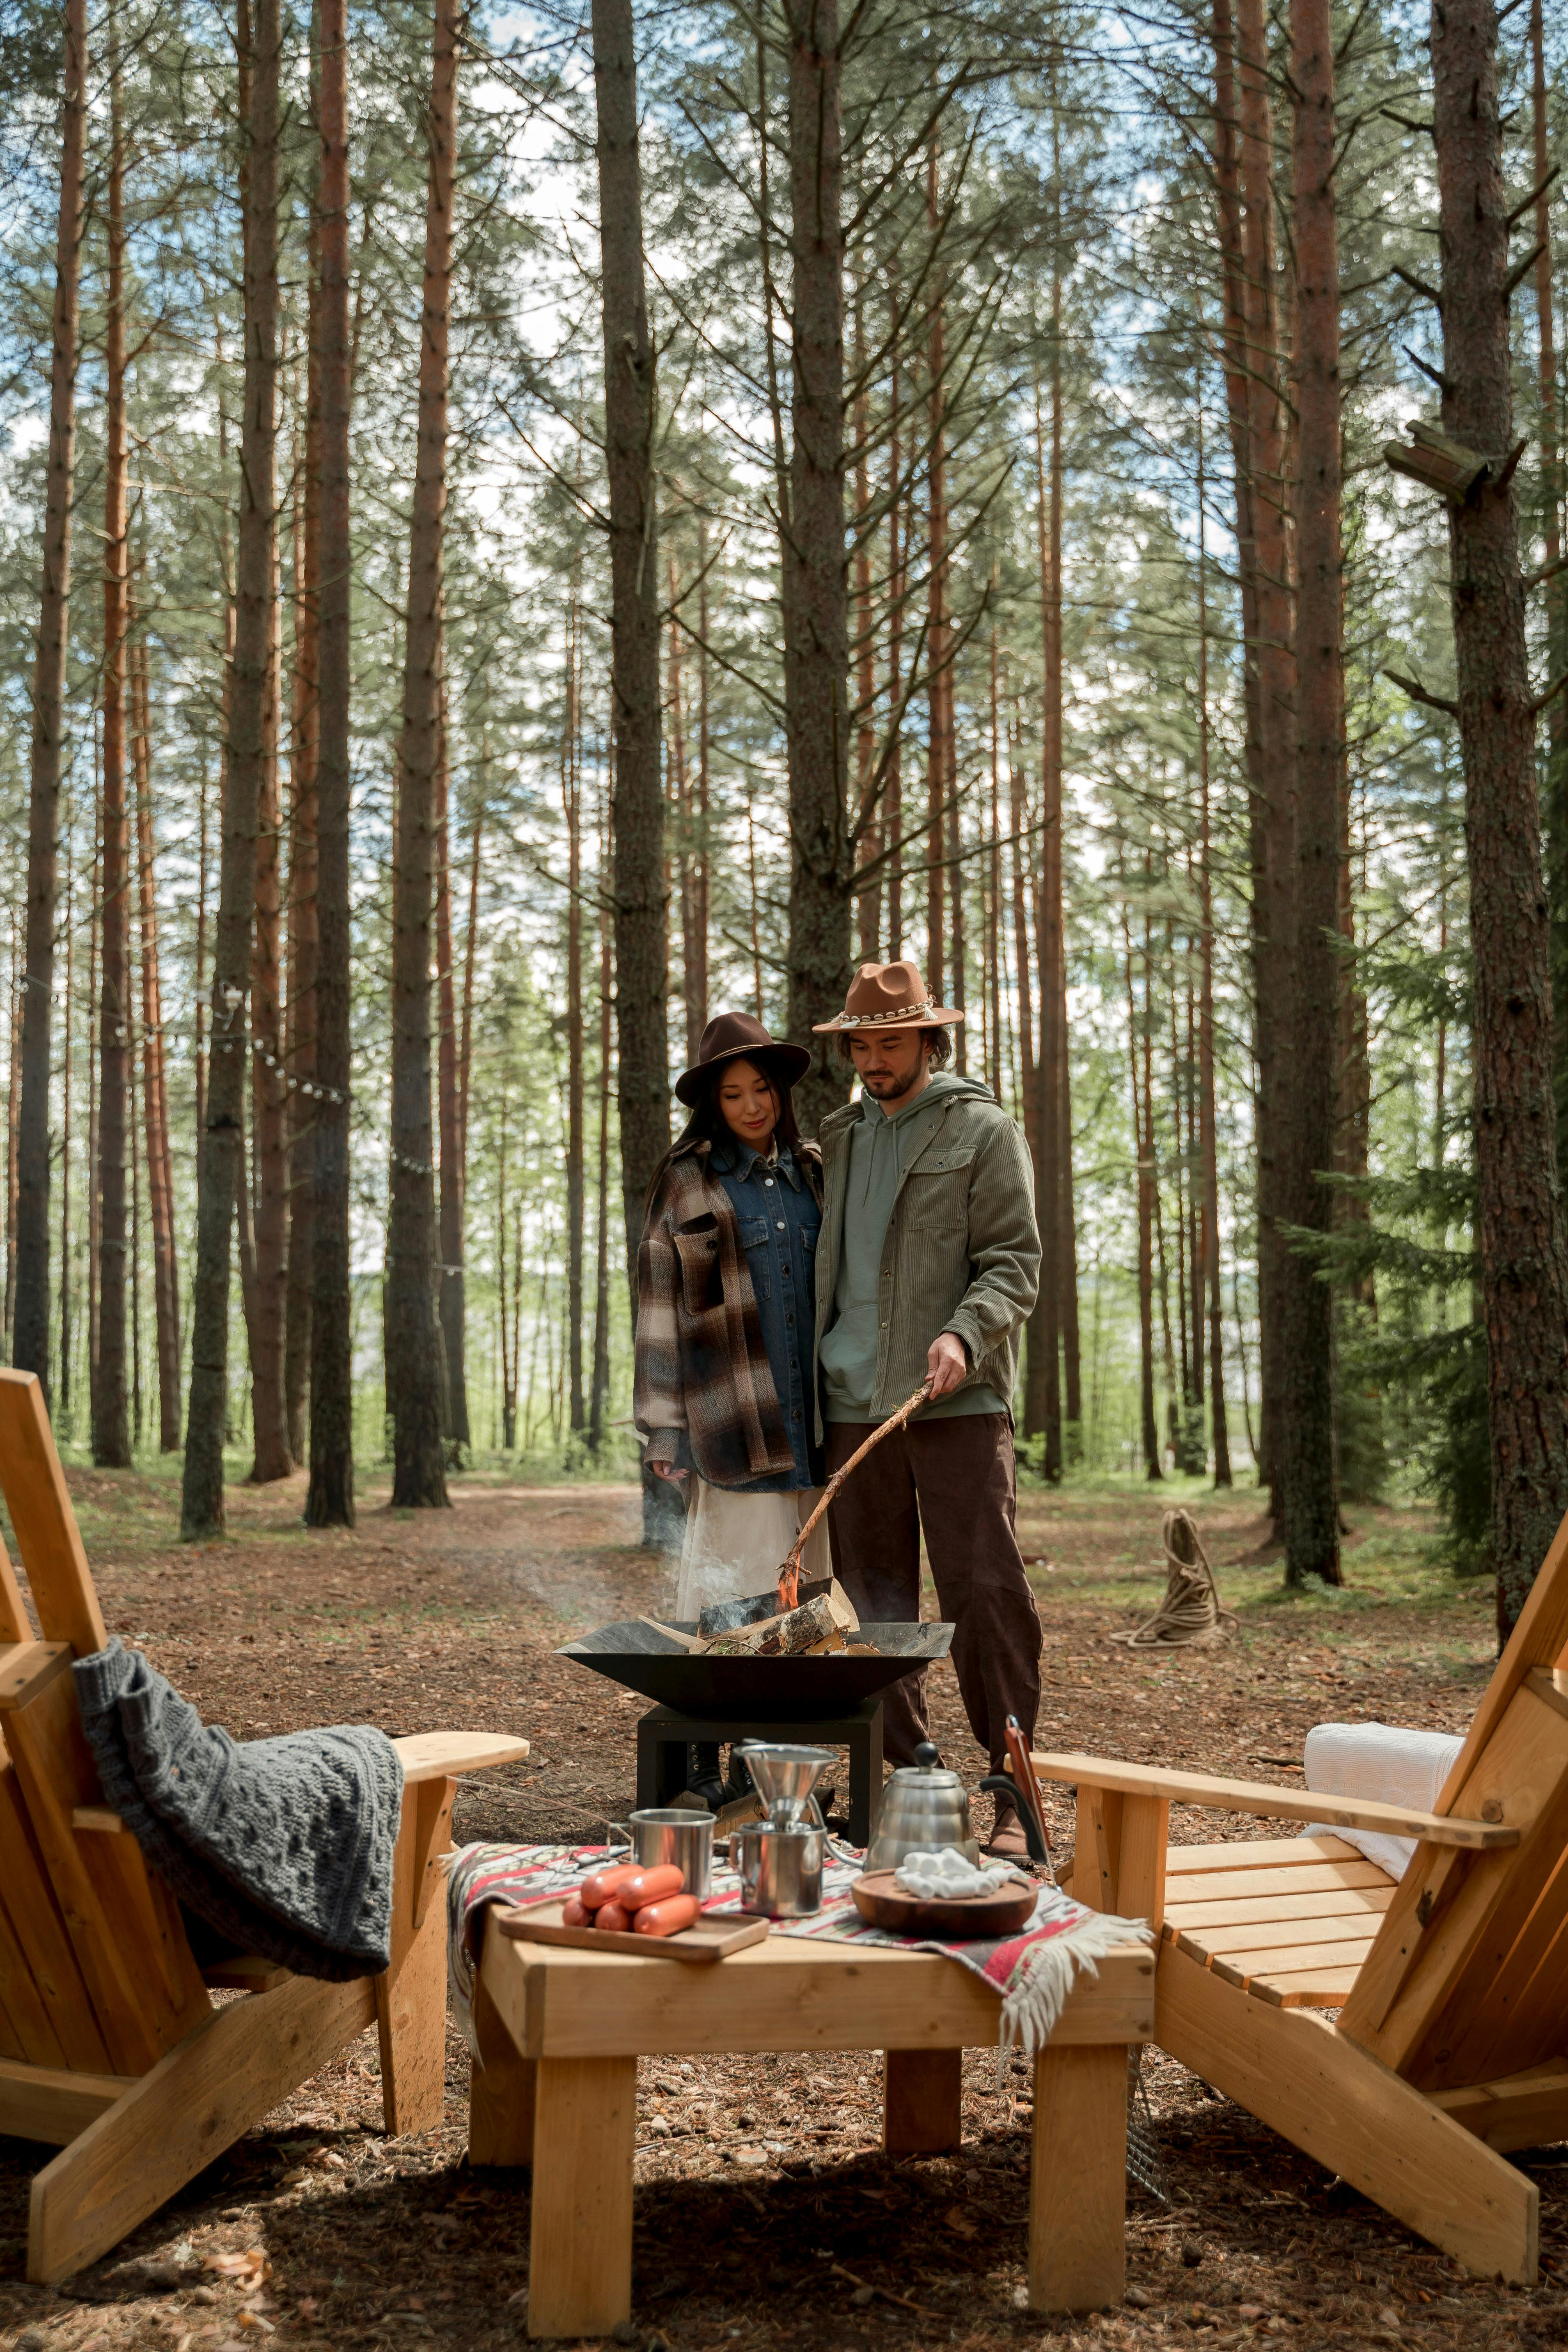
left=674, top=1011, right=813, bottom=1107
left=811, top=959, right=965, bottom=1034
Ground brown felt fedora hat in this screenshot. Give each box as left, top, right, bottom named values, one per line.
left=674, top=1012, right=813, bottom=1108
left=811, top=958, right=964, bottom=1034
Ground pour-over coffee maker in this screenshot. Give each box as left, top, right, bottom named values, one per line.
left=731, top=1742, right=834, bottom=1916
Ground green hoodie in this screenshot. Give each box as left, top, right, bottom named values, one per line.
left=818, top=1070, right=1021, bottom=1423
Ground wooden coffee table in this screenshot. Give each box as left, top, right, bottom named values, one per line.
left=471, top=1920, right=1155, bottom=2339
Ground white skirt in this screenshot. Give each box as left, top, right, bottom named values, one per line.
left=674, top=1480, right=830, bottom=1621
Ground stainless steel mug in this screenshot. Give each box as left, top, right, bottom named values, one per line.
left=607, top=1806, right=714, bottom=1899
left=733, top=1821, right=824, bottom=1917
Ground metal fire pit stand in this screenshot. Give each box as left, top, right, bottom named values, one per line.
left=635, top=1697, right=884, bottom=1846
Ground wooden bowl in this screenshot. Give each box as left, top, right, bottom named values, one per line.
left=850, top=1868, right=1038, bottom=1940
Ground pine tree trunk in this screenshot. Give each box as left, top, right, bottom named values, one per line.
left=1235, top=0, right=1295, bottom=1523
left=1126, top=904, right=1161, bottom=1479
left=57, top=881, right=73, bottom=1423
left=1196, top=422, right=1233, bottom=1486
left=589, top=783, right=613, bottom=1451
left=182, top=0, right=279, bottom=1537
left=1058, top=975, right=1083, bottom=1440
left=987, top=627, right=1003, bottom=1097
left=693, top=525, right=712, bottom=1026
left=94, top=64, right=131, bottom=1472
left=853, top=299, right=880, bottom=960
left=285, top=178, right=322, bottom=1469
left=564, top=615, right=586, bottom=1437
left=782, top=0, right=850, bottom=1131
left=949, top=773, right=965, bottom=1065
left=1533, top=0, right=1568, bottom=1128
left=7, top=931, right=22, bottom=1353
left=566, top=635, right=585, bottom=1430
left=306, top=0, right=354, bottom=1527
left=1279, top=0, right=1343, bottom=1582
left=667, top=577, right=701, bottom=1066
left=248, top=534, right=290, bottom=1481
left=385, top=0, right=458, bottom=1511
left=132, top=634, right=181, bottom=1451
left=885, top=351, right=905, bottom=958
left=436, top=663, right=469, bottom=1454
left=16, top=0, right=87, bottom=1394
left=925, top=151, right=949, bottom=1009
left=1213, top=0, right=1268, bottom=1492
left=87, top=813, right=99, bottom=1394
left=591, top=0, right=668, bottom=1270
left=1027, top=369, right=1064, bottom=1471
left=1011, top=743, right=1037, bottom=1169
left=1429, top=0, right=1568, bottom=1633
left=459, top=796, right=481, bottom=1217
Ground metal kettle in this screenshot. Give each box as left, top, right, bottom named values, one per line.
left=864, top=1742, right=980, bottom=1871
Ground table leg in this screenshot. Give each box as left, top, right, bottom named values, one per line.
left=1027, top=2043, right=1126, bottom=2313
left=468, top=1977, right=536, bottom=2169
left=883, top=2048, right=962, bottom=2153
left=527, top=2055, right=637, bottom=2339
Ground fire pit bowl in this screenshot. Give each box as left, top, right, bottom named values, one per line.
left=558, top=1619, right=954, bottom=1719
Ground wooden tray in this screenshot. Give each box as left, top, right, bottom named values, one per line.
left=496, top=1899, right=770, bottom=1964
left=851, top=1869, right=1038, bottom=1940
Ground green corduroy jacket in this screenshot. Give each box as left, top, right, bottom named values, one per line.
left=811, top=1075, right=1041, bottom=1439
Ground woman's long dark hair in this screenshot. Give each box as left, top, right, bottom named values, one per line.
left=643, top=1052, right=805, bottom=1220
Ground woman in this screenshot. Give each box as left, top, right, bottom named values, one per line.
left=635, top=1012, right=830, bottom=1630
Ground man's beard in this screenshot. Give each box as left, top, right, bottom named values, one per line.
left=860, top=1066, right=918, bottom=1100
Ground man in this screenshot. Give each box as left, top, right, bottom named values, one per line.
left=812, top=960, right=1043, bottom=1858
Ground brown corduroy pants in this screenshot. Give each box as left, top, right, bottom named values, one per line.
left=824, top=1412, right=1042, bottom=1805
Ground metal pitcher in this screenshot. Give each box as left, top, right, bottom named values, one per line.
left=864, top=1742, right=980, bottom=1872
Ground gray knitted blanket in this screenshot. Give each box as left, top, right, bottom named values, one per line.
left=74, top=1638, right=404, bottom=1982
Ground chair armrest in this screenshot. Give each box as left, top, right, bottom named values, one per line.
left=70, top=1732, right=530, bottom=1831
left=394, top=1731, right=530, bottom=1784
left=1022, top=1750, right=1519, bottom=1849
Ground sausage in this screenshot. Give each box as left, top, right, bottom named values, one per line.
left=581, top=1863, right=639, bottom=1909
left=633, top=1894, right=701, bottom=1937
left=617, top=1864, right=685, bottom=1911
left=561, top=1896, right=591, bottom=1927
left=595, top=1900, right=633, bottom=1932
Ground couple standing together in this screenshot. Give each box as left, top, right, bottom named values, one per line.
left=633, top=960, right=1043, bottom=1860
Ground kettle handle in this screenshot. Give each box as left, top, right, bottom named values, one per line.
left=980, top=1776, right=1050, bottom=1870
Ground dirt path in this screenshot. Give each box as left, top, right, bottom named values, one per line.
left=1, top=1467, right=1559, bottom=2352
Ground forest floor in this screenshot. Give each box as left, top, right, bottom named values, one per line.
left=0, top=1460, right=1561, bottom=2352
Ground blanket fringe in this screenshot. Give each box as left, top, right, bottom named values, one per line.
left=999, top=1909, right=1152, bottom=2056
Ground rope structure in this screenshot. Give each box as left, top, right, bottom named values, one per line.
left=1110, top=1508, right=1238, bottom=1650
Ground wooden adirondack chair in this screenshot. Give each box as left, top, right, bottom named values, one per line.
left=1027, top=1515, right=1568, bottom=2288
left=0, top=1369, right=528, bottom=2283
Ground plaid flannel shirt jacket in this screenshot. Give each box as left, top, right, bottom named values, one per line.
left=635, top=1136, right=824, bottom=1486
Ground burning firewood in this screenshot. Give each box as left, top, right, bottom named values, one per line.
left=706, top=1591, right=840, bottom=1656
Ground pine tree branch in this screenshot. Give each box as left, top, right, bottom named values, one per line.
left=1507, top=164, right=1560, bottom=226
left=1393, top=263, right=1443, bottom=308
left=1529, top=671, right=1568, bottom=717
left=1502, top=243, right=1546, bottom=304
left=1525, top=551, right=1568, bottom=594
left=1403, top=343, right=1455, bottom=397
left=1386, top=668, right=1459, bottom=717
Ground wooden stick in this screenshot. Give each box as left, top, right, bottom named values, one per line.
left=777, top=1379, right=934, bottom=1609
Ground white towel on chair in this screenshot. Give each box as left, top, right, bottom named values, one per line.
left=1301, top=1720, right=1465, bottom=1883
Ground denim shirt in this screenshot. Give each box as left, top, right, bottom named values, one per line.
left=709, top=1141, right=824, bottom=1492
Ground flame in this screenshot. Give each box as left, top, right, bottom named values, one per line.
left=777, top=1557, right=800, bottom=1615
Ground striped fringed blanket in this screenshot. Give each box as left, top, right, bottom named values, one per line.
left=447, top=1842, right=1149, bottom=2058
